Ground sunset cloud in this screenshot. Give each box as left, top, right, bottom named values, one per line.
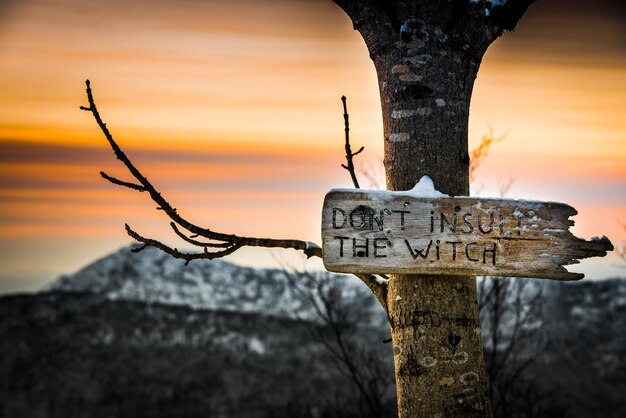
left=0, top=0, right=624, bottom=291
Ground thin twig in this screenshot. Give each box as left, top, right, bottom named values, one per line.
left=341, top=96, right=362, bottom=189
left=81, top=79, right=322, bottom=261
left=337, top=96, right=388, bottom=310
left=354, top=273, right=388, bottom=314
left=100, top=171, right=146, bottom=192
left=125, top=224, right=241, bottom=265
left=170, top=222, right=231, bottom=248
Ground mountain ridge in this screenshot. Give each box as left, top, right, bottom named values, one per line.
left=2, top=245, right=624, bottom=417
left=45, top=244, right=375, bottom=320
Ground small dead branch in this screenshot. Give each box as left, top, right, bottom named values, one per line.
left=358, top=156, right=385, bottom=189
left=281, top=269, right=394, bottom=416
left=340, top=96, right=363, bottom=189
left=338, top=96, right=388, bottom=310
left=81, top=79, right=322, bottom=262
left=498, top=176, right=515, bottom=198
left=469, top=128, right=507, bottom=182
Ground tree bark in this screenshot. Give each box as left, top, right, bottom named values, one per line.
left=333, top=1, right=537, bottom=416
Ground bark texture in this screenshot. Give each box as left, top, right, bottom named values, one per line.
left=333, top=1, right=537, bottom=416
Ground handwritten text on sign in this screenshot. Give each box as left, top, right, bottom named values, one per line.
left=321, top=189, right=612, bottom=280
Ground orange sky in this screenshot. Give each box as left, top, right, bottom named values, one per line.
left=0, top=0, right=625, bottom=292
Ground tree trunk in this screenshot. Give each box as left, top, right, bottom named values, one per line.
left=378, top=41, right=490, bottom=417
left=333, top=1, right=537, bottom=416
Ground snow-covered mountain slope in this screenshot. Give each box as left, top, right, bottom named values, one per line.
left=44, top=245, right=379, bottom=321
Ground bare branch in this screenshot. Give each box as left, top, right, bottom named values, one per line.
left=130, top=244, right=148, bottom=253
left=341, top=96, right=362, bottom=189
left=282, top=269, right=392, bottom=416
left=336, top=96, right=389, bottom=303
left=81, top=79, right=323, bottom=261
left=100, top=171, right=146, bottom=192
left=469, top=128, right=507, bottom=182
left=83, top=81, right=386, bottom=312
left=354, top=273, right=389, bottom=315
left=169, top=222, right=231, bottom=248
left=125, top=224, right=241, bottom=265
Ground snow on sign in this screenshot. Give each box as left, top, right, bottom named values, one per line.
left=321, top=177, right=613, bottom=280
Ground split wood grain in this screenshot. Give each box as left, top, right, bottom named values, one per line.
left=322, top=190, right=613, bottom=280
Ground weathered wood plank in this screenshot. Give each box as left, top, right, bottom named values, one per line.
left=321, top=189, right=613, bottom=280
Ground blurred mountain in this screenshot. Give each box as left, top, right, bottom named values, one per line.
left=1, top=245, right=393, bottom=418
left=0, top=291, right=368, bottom=418
left=46, top=245, right=307, bottom=316
left=45, top=245, right=381, bottom=324
left=1, top=245, right=625, bottom=417
left=539, top=278, right=626, bottom=417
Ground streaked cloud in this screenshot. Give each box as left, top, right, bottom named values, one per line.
left=0, top=0, right=624, bottom=291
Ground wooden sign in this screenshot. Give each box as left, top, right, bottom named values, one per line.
left=321, top=179, right=613, bottom=280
